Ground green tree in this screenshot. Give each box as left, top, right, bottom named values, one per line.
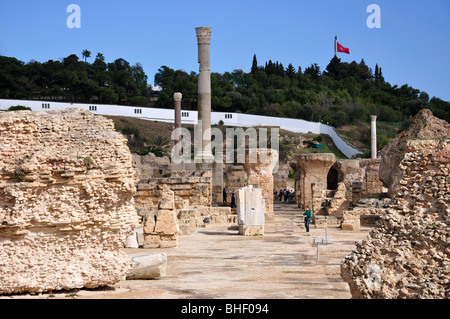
left=82, top=50, right=91, bottom=63
left=251, top=54, right=258, bottom=74
left=285, top=63, right=296, bottom=79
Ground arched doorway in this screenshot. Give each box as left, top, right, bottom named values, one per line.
left=327, top=167, right=339, bottom=190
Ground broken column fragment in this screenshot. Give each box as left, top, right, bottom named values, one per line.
left=236, top=185, right=265, bottom=236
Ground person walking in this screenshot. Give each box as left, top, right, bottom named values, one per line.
left=223, top=188, right=227, bottom=203
left=230, top=193, right=236, bottom=208
left=279, top=189, right=283, bottom=202
left=303, top=206, right=312, bottom=233
left=284, top=190, right=290, bottom=202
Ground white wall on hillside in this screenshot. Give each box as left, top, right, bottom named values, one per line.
left=0, top=99, right=362, bottom=158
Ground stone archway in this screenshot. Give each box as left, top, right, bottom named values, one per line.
left=297, top=153, right=336, bottom=210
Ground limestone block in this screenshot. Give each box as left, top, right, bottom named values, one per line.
left=159, top=235, right=178, bottom=248
left=210, top=207, right=232, bottom=216
left=158, top=185, right=175, bottom=210
left=154, top=210, right=179, bottom=236
left=174, top=195, right=189, bottom=209
left=177, top=209, right=199, bottom=220
left=126, top=253, right=167, bottom=280
left=341, top=211, right=360, bottom=231
left=239, top=225, right=264, bottom=236
left=143, top=234, right=161, bottom=248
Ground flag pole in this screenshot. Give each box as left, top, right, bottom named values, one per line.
left=334, top=35, right=337, bottom=57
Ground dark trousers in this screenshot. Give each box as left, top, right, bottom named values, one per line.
left=304, top=218, right=311, bottom=232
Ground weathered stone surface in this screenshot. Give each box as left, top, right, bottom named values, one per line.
left=331, top=158, right=383, bottom=203
left=134, top=170, right=212, bottom=212
left=0, top=108, right=137, bottom=295
left=341, top=211, right=360, bottom=231
left=158, top=185, right=175, bottom=210
left=379, top=109, right=450, bottom=197
left=236, top=185, right=265, bottom=236
left=126, top=253, right=167, bottom=280
left=154, top=210, right=179, bottom=236
left=242, top=149, right=278, bottom=218
left=341, top=138, right=449, bottom=299
left=298, top=153, right=336, bottom=209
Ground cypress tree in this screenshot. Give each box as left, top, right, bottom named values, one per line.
left=251, top=54, right=258, bottom=74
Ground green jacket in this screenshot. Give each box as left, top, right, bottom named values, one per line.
left=303, top=210, right=311, bottom=219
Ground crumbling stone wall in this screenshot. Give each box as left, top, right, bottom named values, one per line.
left=341, top=139, right=449, bottom=299
left=0, top=108, right=137, bottom=294
left=132, top=153, right=171, bottom=180
left=379, top=108, right=450, bottom=197
left=331, top=158, right=383, bottom=204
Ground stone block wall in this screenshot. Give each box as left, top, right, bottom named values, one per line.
left=143, top=185, right=180, bottom=248
left=134, top=170, right=212, bottom=220
left=332, top=158, right=383, bottom=205
left=0, top=109, right=137, bottom=294
left=177, top=206, right=235, bottom=235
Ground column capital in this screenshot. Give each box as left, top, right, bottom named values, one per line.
left=371, top=115, right=377, bottom=122
left=173, top=92, right=182, bottom=101
left=196, top=27, right=211, bottom=44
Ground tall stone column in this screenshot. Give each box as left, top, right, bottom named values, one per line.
left=371, top=115, right=377, bottom=159
left=195, top=26, right=214, bottom=161
left=174, top=92, right=182, bottom=131
left=173, top=92, right=182, bottom=157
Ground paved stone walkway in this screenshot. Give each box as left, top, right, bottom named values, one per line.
left=2, top=203, right=372, bottom=299
left=81, top=203, right=371, bottom=299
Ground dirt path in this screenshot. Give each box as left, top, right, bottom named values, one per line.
left=2, top=203, right=372, bottom=299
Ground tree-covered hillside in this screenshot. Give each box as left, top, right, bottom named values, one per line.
left=1, top=52, right=448, bottom=132
left=155, top=55, right=449, bottom=126
left=0, top=52, right=149, bottom=106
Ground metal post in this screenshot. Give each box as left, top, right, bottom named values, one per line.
left=316, top=242, right=320, bottom=260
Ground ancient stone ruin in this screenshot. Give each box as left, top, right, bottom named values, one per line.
left=0, top=108, right=137, bottom=294
left=341, top=110, right=449, bottom=299
left=293, top=151, right=384, bottom=229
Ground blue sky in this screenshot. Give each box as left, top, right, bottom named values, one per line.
left=0, top=0, right=449, bottom=101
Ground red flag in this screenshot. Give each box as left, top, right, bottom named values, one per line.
left=336, top=42, right=350, bottom=54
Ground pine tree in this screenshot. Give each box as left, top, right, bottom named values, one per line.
left=285, top=63, right=296, bottom=78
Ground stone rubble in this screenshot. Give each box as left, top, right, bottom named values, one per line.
left=341, top=136, right=449, bottom=299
